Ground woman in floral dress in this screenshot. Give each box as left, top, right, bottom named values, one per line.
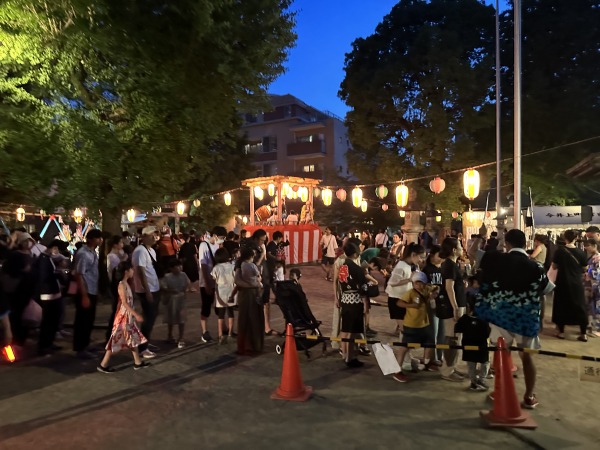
left=97, top=261, right=150, bottom=373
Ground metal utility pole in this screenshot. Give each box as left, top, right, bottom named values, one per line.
left=514, top=0, right=522, bottom=229
left=495, top=0, right=502, bottom=219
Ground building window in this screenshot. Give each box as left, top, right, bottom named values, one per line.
left=303, top=165, right=315, bottom=173
left=262, top=136, right=277, bottom=152
left=244, top=142, right=263, bottom=154
left=297, top=135, right=314, bottom=143
left=263, top=163, right=277, bottom=177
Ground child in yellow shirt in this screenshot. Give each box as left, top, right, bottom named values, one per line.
left=392, top=271, right=439, bottom=383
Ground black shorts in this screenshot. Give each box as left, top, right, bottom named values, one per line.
left=341, top=302, right=364, bottom=334
left=321, top=256, right=335, bottom=266
left=388, top=297, right=406, bottom=320
left=215, top=306, right=235, bottom=319
left=200, top=287, right=215, bottom=318
left=402, top=326, right=434, bottom=345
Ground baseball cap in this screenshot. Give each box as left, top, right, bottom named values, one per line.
left=411, top=271, right=428, bottom=284
left=142, top=226, right=157, bottom=235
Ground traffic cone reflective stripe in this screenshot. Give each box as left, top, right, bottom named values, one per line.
left=271, top=323, right=312, bottom=402
left=479, top=337, right=537, bottom=429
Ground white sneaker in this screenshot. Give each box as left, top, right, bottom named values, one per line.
left=141, top=350, right=156, bottom=359
left=177, top=341, right=186, bottom=349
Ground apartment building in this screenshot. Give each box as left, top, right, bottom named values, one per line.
left=241, top=94, right=351, bottom=179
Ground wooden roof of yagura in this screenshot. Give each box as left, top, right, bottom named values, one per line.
left=241, top=175, right=321, bottom=188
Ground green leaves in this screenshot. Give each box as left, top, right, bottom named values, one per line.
left=340, top=0, right=495, bottom=215
left=0, top=0, right=295, bottom=230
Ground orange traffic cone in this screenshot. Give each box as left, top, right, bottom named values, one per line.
left=480, top=337, right=537, bottom=429
left=271, top=323, right=313, bottom=402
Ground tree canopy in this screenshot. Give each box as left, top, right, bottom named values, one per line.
left=0, top=0, right=296, bottom=232
left=340, top=0, right=600, bottom=212
left=340, top=0, right=496, bottom=216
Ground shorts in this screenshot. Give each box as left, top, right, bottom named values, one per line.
left=215, top=306, right=235, bottom=320
left=388, top=297, right=406, bottom=320
left=340, top=302, right=364, bottom=334
left=402, top=326, right=434, bottom=345
left=321, top=256, right=335, bottom=266
left=489, top=323, right=541, bottom=349
left=200, top=287, right=215, bottom=318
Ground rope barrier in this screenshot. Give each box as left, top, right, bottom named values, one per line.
left=295, top=334, right=600, bottom=362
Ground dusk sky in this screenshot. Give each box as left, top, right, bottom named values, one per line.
left=270, top=0, right=509, bottom=118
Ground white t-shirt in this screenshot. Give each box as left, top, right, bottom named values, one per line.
left=107, top=252, right=121, bottom=281
left=385, top=260, right=413, bottom=298
left=375, top=233, right=388, bottom=247
left=320, top=234, right=338, bottom=258
left=211, top=262, right=236, bottom=307
left=199, top=240, right=220, bottom=287
left=132, top=245, right=160, bottom=293
left=31, top=242, right=47, bottom=258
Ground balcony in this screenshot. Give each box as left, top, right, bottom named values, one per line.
left=253, top=151, right=278, bottom=162
left=287, top=141, right=326, bottom=158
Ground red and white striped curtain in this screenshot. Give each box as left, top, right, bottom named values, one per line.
left=244, top=224, right=322, bottom=264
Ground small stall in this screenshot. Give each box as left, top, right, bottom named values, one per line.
left=241, top=176, right=322, bottom=264
left=530, top=205, right=600, bottom=238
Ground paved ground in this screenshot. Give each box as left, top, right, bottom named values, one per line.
left=1, top=265, right=599, bottom=449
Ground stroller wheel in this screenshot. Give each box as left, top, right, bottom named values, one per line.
left=275, top=344, right=282, bottom=355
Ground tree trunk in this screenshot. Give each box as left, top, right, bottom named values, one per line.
left=102, top=206, right=123, bottom=236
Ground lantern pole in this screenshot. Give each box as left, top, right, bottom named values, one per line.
left=513, top=0, right=522, bottom=230
left=249, top=187, right=255, bottom=226
left=276, top=179, right=282, bottom=224
left=495, top=0, right=502, bottom=220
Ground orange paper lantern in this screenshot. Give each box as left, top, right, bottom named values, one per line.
left=429, top=176, right=446, bottom=194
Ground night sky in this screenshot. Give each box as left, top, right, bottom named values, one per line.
left=270, top=0, right=509, bottom=117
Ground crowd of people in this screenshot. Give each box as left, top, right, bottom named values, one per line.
left=2, top=221, right=599, bottom=407
left=327, top=225, right=600, bottom=410
left=0, top=225, right=293, bottom=371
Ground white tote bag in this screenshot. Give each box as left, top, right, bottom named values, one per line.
left=372, top=343, right=401, bottom=375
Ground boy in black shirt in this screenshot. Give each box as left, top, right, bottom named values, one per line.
left=455, top=295, right=491, bottom=391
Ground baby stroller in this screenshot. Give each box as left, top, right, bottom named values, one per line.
left=274, top=280, right=326, bottom=359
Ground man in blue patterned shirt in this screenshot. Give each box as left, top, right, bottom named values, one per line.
left=476, top=229, right=550, bottom=410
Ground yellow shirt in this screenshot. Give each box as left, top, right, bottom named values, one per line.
left=400, top=288, right=430, bottom=328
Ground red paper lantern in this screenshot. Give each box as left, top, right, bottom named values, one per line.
left=336, top=188, right=347, bottom=202
left=429, top=176, right=446, bottom=195
left=452, top=211, right=459, bottom=219
left=381, top=204, right=389, bottom=211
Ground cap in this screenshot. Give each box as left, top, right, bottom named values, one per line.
left=411, top=271, right=428, bottom=284
left=17, top=233, right=34, bottom=245
left=142, top=226, right=157, bottom=235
